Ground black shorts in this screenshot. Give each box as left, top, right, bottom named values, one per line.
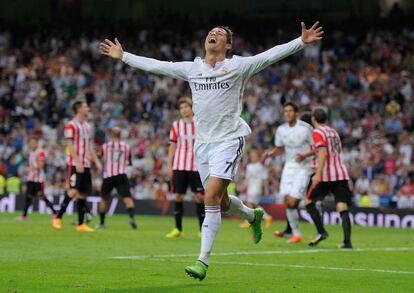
left=67, top=166, right=92, bottom=195
left=101, top=174, right=132, bottom=199
left=307, top=180, right=353, bottom=205
left=172, top=170, right=204, bottom=194
left=26, top=181, right=44, bottom=197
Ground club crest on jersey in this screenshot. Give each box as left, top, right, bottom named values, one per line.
left=220, top=67, right=229, bottom=74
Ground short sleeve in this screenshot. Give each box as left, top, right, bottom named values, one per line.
left=169, top=123, right=178, bottom=143
left=274, top=127, right=284, bottom=147
left=312, top=131, right=327, bottom=148
left=65, top=124, right=75, bottom=140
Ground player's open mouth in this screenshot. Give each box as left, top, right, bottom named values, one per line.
left=208, top=38, right=217, bottom=44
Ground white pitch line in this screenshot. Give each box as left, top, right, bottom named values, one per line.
left=201, top=260, right=414, bottom=275
left=109, top=246, right=414, bottom=260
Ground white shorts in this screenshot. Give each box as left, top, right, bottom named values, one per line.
left=280, top=174, right=311, bottom=200
left=195, top=137, right=245, bottom=188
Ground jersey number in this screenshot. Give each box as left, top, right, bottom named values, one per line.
left=113, top=150, right=124, bottom=162
left=328, top=136, right=341, bottom=153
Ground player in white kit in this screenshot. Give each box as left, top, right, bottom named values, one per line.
left=100, top=22, right=323, bottom=280
left=241, top=149, right=272, bottom=229
left=263, top=102, right=313, bottom=244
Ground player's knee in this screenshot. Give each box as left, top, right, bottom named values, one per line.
left=123, top=196, right=134, bottom=208
left=336, top=202, right=348, bottom=212
left=204, top=191, right=221, bottom=205
left=285, top=196, right=299, bottom=208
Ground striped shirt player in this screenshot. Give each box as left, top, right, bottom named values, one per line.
left=169, top=117, right=204, bottom=195
left=307, top=124, right=352, bottom=203
left=53, top=100, right=102, bottom=232
left=20, top=138, right=56, bottom=220
left=27, top=148, right=46, bottom=184
left=99, top=127, right=137, bottom=230
left=102, top=141, right=131, bottom=179
left=64, top=118, right=93, bottom=195
left=306, top=107, right=353, bottom=249
left=101, top=140, right=133, bottom=199
left=312, top=125, right=349, bottom=182
left=165, top=97, right=205, bottom=239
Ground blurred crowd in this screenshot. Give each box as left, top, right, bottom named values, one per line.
left=0, top=24, right=413, bottom=209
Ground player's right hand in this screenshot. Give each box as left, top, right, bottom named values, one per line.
left=99, top=38, right=124, bottom=60
left=167, top=167, right=173, bottom=179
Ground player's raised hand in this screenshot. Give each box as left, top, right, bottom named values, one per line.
left=99, top=38, right=124, bottom=60
left=301, top=21, right=324, bottom=44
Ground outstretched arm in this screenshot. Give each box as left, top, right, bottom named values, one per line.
left=100, top=38, right=192, bottom=81
left=241, top=21, right=323, bottom=77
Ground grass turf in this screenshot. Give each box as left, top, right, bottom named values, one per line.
left=0, top=212, right=413, bottom=292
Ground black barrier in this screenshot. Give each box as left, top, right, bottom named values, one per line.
left=1, top=194, right=413, bottom=229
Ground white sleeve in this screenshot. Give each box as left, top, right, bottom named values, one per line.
left=274, top=127, right=284, bottom=147
left=240, top=37, right=306, bottom=78
left=122, top=52, right=192, bottom=81
left=262, top=166, right=269, bottom=180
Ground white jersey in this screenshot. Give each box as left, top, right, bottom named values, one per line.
left=245, top=162, right=268, bottom=196
left=275, top=120, right=313, bottom=176
left=122, top=37, right=305, bottom=143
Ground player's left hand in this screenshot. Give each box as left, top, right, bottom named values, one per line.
left=301, top=21, right=324, bottom=44
left=96, top=161, right=103, bottom=173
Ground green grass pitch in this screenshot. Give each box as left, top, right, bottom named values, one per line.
left=1, top=212, right=413, bottom=292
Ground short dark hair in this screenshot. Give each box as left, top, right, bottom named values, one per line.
left=312, top=107, right=328, bottom=124
left=72, top=100, right=86, bottom=114
left=300, top=111, right=312, bottom=126
left=283, top=101, right=299, bottom=112
left=217, top=26, right=233, bottom=45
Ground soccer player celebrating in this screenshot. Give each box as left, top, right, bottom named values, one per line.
left=17, top=137, right=56, bottom=220
left=99, top=127, right=137, bottom=229
left=53, top=100, right=102, bottom=232
left=306, top=107, right=353, bottom=249
left=166, top=97, right=205, bottom=238
left=263, top=102, right=313, bottom=244
left=100, top=22, right=323, bottom=280
left=240, top=149, right=272, bottom=229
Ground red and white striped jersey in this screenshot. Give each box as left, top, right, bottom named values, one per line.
left=102, top=141, right=131, bottom=178
left=169, top=119, right=196, bottom=171
left=27, top=148, right=46, bottom=183
left=312, top=125, right=349, bottom=182
left=64, top=119, right=92, bottom=168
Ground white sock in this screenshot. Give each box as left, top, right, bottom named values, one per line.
left=259, top=205, right=271, bottom=220
left=198, top=205, right=221, bottom=265
left=286, top=208, right=301, bottom=236
left=228, top=195, right=255, bottom=222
